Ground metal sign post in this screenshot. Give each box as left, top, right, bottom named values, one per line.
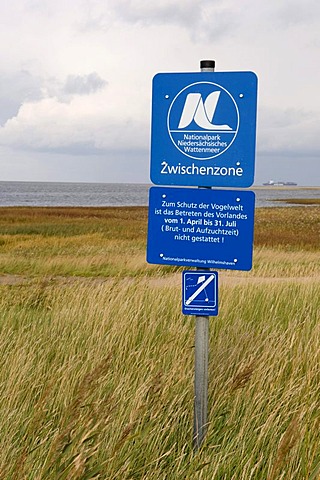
left=194, top=313, right=209, bottom=449
left=183, top=268, right=218, bottom=448
left=193, top=59, right=214, bottom=451
left=146, top=59, right=257, bottom=452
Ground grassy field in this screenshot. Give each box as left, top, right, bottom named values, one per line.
left=272, top=198, right=320, bottom=206
left=0, top=206, right=319, bottom=479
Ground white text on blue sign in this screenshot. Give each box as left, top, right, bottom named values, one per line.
left=147, top=187, right=255, bottom=271
left=150, top=71, right=258, bottom=188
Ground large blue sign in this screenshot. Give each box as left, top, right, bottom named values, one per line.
left=150, top=71, right=258, bottom=188
left=182, top=271, right=218, bottom=316
left=146, top=186, right=255, bottom=271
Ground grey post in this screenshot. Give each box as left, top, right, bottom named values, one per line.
left=193, top=59, right=215, bottom=451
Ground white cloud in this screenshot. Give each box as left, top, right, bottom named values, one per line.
left=0, top=88, right=149, bottom=154
left=0, top=0, right=319, bottom=184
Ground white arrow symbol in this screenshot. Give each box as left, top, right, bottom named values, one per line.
left=185, top=274, right=215, bottom=305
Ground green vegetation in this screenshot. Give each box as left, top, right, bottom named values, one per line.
left=254, top=206, right=320, bottom=252
left=272, top=198, right=320, bottom=205
left=0, top=206, right=319, bottom=479
left=0, top=205, right=319, bottom=279
left=0, top=207, right=151, bottom=278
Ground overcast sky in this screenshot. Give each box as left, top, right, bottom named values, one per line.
left=0, top=0, right=319, bottom=186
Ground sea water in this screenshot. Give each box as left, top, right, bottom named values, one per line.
left=0, top=181, right=319, bottom=208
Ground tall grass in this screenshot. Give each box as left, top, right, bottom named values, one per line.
left=0, top=205, right=319, bottom=478
left=0, top=278, right=319, bottom=479
left=253, top=206, right=319, bottom=250
left=0, top=206, right=319, bottom=278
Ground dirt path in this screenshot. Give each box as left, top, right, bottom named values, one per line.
left=144, top=272, right=320, bottom=287
left=0, top=274, right=30, bottom=285
left=1, top=272, right=319, bottom=287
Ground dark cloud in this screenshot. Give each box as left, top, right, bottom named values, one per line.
left=63, top=72, right=108, bottom=95
left=80, top=0, right=237, bottom=42
left=257, top=106, right=320, bottom=157
left=0, top=70, right=43, bottom=125
left=113, top=1, right=199, bottom=27
left=273, top=0, right=320, bottom=28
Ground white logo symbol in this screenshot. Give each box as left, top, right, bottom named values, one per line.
left=178, top=92, right=232, bottom=131
left=167, top=81, right=239, bottom=160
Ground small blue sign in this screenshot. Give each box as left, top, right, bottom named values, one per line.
left=182, top=270, right=218, bottom=316
left=146, top=186, right=255, bottom=271
left=150, top=71, right=258, bottom=188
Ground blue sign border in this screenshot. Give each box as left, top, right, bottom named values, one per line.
left=147, top=186, right=255, bottom=271
left=182, top=270, right=218, bottom=316
left=150, top=71, right=258, bottom=188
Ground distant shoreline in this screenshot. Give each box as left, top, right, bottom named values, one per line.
left=253, top=186, right=320, bottom=190
left=0, top=180, right=319, bottom=188
left=0, top=182, right=319, bottom=208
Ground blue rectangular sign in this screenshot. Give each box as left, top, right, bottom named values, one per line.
left=147, top=186, right=255, bottom=271
left=182, top=270, right=218, bottom=316
left=150, top=71, right=258, bottom=188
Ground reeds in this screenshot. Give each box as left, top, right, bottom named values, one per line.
left=254, top=206, right=320, bottom=251
left=0, top=205, right=319, bottom=278
left=0, top=205, right=319, bottom=478
left=0, top=278, right=319, bottom=478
